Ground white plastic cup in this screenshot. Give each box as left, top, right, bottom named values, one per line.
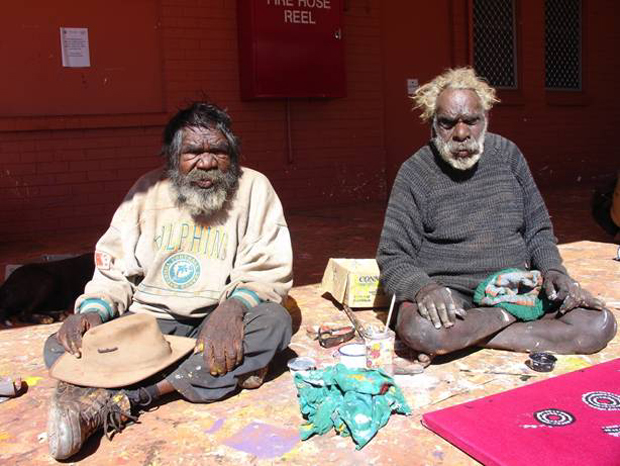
left=337, top=343, right=367, bottom=369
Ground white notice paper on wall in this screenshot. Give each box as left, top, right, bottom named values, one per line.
left=60, top=27, right=91, bottom=68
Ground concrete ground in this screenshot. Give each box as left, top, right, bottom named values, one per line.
left=0, top=184, right=618, bottom=465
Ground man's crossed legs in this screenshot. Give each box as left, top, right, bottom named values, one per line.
left=397, top=289, right=617, bottom=358
left=44, top=302, right=292, bottom=459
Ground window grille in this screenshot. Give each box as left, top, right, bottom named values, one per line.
left=473, top=0, right=518, bottom=89
left=545, top=0, right=582, bottom=90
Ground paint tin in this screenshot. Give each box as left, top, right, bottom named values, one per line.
left=0, top=377, right=22, bottom=403
left=526, top=352, right=557, bottom=372
left=318, top=324, right=355, bottom=348
left=363, top=328, right=395, bottom=375
left=337, top=343, right=367, bottom=369
left=287, top=357, right=316, bottom=375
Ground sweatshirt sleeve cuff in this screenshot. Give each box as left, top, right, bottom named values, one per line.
left=229, top=288, right=263, bottom=310
left=78, top=298, right=114, bottom=322
left=538, top=265, right=568, bottom=276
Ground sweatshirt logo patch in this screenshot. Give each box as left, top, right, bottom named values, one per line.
left=162, top=253, right=201, bottom=290
left=95, top=251, right=111, bottom=270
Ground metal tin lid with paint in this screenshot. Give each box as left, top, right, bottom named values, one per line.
left=362, top=325, right=392, bottom=340
left=526, top=352, right=557, bottom=372
left=287, top=357, right=317, bottom=373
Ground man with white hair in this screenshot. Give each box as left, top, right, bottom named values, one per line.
left=377, top=68, right=616, bottom=364
left=43, top=102, right=294, bottom=459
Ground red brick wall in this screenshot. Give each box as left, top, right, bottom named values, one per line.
left=381, top=1, right=454, bottom=186
left=478, top=0, right=620, bottom=187
left=0, top=127, right=163, bottom=239
left=2, top=1, right=618, bottom=243
left=383, top=0, right=620, bottom=190
left=0, top=0, right=385, bottom=242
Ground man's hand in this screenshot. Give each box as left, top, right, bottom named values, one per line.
left=415, top=283, right=466, bottom=329
left=543, top=270, right=606, bottom=314
left=196, top=299, right=245, bottom=376
left=57, top=312, right=103, bottom=357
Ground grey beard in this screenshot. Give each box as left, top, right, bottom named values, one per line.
left=168, top=165, right=239, bottom=217
left=432, top=121, right=487, bottom=171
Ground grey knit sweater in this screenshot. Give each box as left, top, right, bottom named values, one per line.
left=377, top=132, right=566, bottom=300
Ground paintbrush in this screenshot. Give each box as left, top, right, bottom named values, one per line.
left=383, top=295, right=396, bottom=335
left=342, top=304, right=366, bottom=339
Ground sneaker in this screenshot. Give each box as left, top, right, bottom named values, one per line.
left=237, top=366, right=269, bottom=390
left=47, top=381, right=134, bottom=460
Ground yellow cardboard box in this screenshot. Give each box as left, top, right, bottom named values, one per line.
left=321, top=258, right=389, bottom=308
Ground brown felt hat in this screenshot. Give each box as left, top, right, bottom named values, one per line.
left=50, top=313, right=195, bottom=388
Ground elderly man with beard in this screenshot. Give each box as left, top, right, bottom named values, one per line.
left=43, top=102, right=294, bottom=460
left=377, top=68, right=616, bottom=365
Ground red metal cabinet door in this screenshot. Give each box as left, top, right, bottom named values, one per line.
left=238, top=0, right=346, bottom=99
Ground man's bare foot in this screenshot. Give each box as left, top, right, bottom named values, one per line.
left=238, top=366, right=269, bottom=389
left=417, top=352, right=432, bottom=367
left=395, top=337, right=432, bottom=368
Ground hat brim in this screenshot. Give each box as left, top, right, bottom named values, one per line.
left=50, top=335, right=195, bottom=388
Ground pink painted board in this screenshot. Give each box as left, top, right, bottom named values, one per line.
left=422, top=358, right=620, bottom=466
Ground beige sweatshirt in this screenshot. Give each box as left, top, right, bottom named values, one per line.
left=76, top=167, right=293, bottom=320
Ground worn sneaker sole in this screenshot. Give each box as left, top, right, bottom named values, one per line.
left=47, top=399, right=84, bottom=460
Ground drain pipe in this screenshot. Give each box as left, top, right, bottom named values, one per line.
left=285, top=98, right=294, bottom=165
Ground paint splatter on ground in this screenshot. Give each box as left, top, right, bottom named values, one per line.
left=0, top=197, right=618, bottom=465
left=23, top=376, right=42, bottom=387
left=205, top=418, right=225, bottom=434
left=556, top=355, right=592, bottom=372
left=222, top=422, right=300, bottom=458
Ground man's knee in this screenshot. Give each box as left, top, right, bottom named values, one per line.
left=246, top=302, right=292, bottom=348
left=396, top=302, right=449, bottom=355
left=597, top=308, right=617, bottom=343
left=571, top=308, right=617, bottom=354
left=251, top=302, right=291, bottom=329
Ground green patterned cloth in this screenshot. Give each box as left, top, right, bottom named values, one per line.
left=294, top=364, right=411, bottom=449
left=474, top=268, right=552, bottom=321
